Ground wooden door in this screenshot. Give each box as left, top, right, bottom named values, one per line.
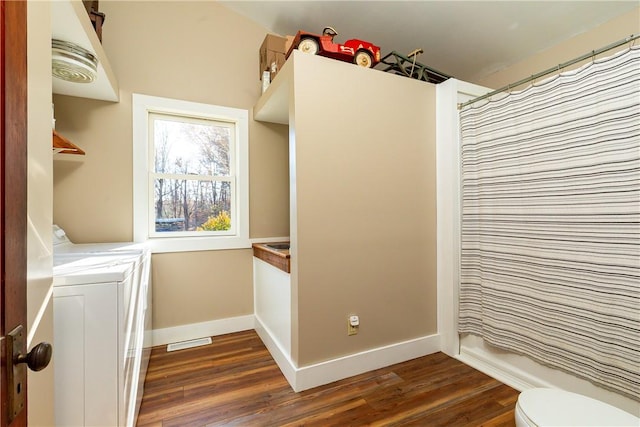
left=0, top=0, right=29, bottom=426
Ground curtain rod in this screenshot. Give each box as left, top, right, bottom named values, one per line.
left=458, top=33, right=639, bottom=110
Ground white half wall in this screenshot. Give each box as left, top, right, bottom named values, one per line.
left=253, top=257, right=291, bottom=355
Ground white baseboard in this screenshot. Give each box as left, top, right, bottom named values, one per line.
left=456, top=339, right=640, bottom=416
left=254, top=316, right=298, bottom=388
left=295, top=333, right=441, bottom=392
left=152, top=314, right=255, bottom=346
left=255, top=315, right=441, bottom=392
left=456, top=345, right=546, bottom=392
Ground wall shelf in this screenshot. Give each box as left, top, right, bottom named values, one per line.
left=51, top=0, right=119, bottom=102
left=253, top=53, right=293, bottom=125
left=53, top=130, right=85, bottom=156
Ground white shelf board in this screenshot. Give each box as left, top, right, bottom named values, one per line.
left=51, top=0, right=119, bottom=102
left=253, top=53, right=293, bottom=125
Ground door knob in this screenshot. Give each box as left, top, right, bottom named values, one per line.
left=6, top=325, right=53, bottom=423
left=15, top=342, right=52, bottom=371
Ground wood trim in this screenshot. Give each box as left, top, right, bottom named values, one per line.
left=52, top=130, right=85, bottom=155
left=0, top=3, right=5, bottom=422
left=1, top=1, right=28, bottom=425
left=252, top=243, right=290, bottom=273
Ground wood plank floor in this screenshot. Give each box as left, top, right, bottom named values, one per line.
left=136, top=330, right=518, bottom=427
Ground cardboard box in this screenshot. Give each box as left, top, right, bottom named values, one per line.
left=285, top=35, right=295, bottom=55
left=259, top=34, right=287, bottom=80
left=260, top=51, right=286, bottom=80
left=261, top=34, right=286, bottom=53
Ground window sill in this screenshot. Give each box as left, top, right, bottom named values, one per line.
left=145, top=236, right=251, bottom=254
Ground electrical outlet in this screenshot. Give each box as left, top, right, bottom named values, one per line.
left=347, top=322, right=358, bottom=336
left=348, top=315, right=359, bottom=336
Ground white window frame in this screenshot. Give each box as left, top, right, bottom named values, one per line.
left=133, top=93, right=249, bottom=253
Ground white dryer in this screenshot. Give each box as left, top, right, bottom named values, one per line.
left=52, top=225, right=152, bottom=427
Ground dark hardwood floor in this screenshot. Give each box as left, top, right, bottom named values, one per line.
left=136, top=330, right=518, bottom=426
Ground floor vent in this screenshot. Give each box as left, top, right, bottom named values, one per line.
left=166, top=337, right=213, bottom=352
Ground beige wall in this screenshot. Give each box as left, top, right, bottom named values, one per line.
left=290, top=53, right=437, bottom=366
left=53, top=1, right=289, bottom=329
left=152, top=250, right=253, bottom=329
left=477, top=7, right=640, bottom=90
left=51, top=1, right=633, bottom=357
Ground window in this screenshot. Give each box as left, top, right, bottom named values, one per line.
left=133, top=94, right=249, bottom=253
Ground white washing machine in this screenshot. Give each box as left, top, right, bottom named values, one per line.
left=52, top=225, right=152, bottom=427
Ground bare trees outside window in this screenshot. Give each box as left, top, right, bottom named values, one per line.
left=150, top=113, right=234, bottom=234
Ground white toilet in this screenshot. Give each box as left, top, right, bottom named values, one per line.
left=515, top=388, right=640, bottom=426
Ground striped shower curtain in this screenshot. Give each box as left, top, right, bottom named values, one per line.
left=458, top=46, right=639, bottom=399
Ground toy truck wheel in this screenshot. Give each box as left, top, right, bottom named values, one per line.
left=354, top=50, right=373, bottom=68
left=298, top=38, right=319, bottom=55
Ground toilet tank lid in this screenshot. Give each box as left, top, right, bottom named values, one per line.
left=517, top=388, right=639, bottom=426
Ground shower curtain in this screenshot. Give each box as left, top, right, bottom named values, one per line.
left=458, top=46, right=639, bottom=399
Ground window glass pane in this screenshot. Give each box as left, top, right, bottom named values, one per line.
left=153, top=117, right=231, bottom=176
left=153, top=178, right=232, bottom=232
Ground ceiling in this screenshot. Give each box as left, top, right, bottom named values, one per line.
left=220, top=1, right=638, bottom=82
